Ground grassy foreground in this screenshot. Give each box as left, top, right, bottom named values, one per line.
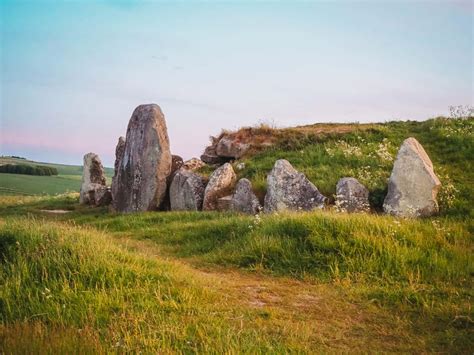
left=0, top=194, right=472, bottom=352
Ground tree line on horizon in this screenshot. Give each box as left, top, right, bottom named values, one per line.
left=0, top=164, right=58, bottom=176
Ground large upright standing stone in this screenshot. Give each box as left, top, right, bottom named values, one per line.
left=202, top=163, right=237, bottom=210
left=111, top=136, right=125, bottom=205
left=264, top=159, right=327, bottom=213
left=114, top=104, right=172, bottom=212
left=383, top=137, right=441, bottom=217
left=80, top=153, right=110, bottom=206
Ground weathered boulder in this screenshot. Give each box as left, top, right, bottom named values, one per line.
left=201, top=145, right=228, bottom=165
left=264, top=159, right=327, bottom=213
left=383, top=137, right=441, bottom=217
left=113, top=104, right=172, bottom=212
left=111, top=136, right=125, bottom=204
left=183, top=158, right=206, bottom=171
left=216, top=136, right=250, bottom=159
left=79, top=153, right=107, bottom=205
left=202, top=163, right=237, bottom=210
left=170, top=169, right=207, bottom=211
left=231, top=178, right=261, bottom=214
left=335, top=177, right=370, bottom=213
left=217, top=195, right=233, bottom=211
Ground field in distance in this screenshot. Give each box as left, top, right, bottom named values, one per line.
left=0, top=157, right=113, bottom=196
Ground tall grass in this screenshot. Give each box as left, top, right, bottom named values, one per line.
left=0, top=218, right=304, bottom=353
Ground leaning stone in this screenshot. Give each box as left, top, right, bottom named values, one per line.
left=113, top=104, right=172, bottom=212
left=80, top=153, right=107, bottom=205
left=202, top=163, right=237, bottom=210
left=335, top=177, right=370, bottom=213
left=231, top=178, right=261, bottom=214
left=264, top=159, right=327, bottom=213
left=383, top=137, right=441, bottom=217
left=170, top=169, right=207, bottom=211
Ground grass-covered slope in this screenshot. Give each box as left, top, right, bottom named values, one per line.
left=231, top=117, right=473, bottom=216
left=0, top=157, right=113, bottom=196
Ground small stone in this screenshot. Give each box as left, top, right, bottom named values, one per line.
left=335, top=177, right=370, bottom=213
left=80, top=153, right=108, bottom=206
left=201, top=145, right=228, bottom=165
left=202, top=163, right=237, bottom=210
left=231, top=178, right=261, bottom=214
left=183, top=158, right=206, bottom=171
left=170, top=169, right=207, bottom=211
left=216, top=136, right=250, bottom=159
left=264, top=159, right=327, bottom=213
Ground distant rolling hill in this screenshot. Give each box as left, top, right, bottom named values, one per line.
left=0, top=157, right=113, bottom=196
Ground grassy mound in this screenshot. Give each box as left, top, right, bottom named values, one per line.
left=229, top=117, right=473, bottom=216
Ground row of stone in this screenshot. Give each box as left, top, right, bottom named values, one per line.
left=170, top=159, right=372, bottom=215
left=80, top=104, right=441, bottom=218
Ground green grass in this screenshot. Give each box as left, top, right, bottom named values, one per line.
left=0, top=117, right=473, bottom=352
left=233, top=117, right=473, bottom=216
left=0, top=174, right=82, bottom=196
left=0, top=194, right=472, bottom=352
left=0, top=157, right=113, bottom=196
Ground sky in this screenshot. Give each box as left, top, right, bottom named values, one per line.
left=1, top=0, right=472, bottom=167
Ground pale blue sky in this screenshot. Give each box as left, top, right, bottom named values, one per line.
left=1, top=0, right=472, bottom=166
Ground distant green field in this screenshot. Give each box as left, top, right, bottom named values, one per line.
left=0, top=157, right=113, bottom=196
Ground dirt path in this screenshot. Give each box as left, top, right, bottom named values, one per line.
left=116, top=236, right=422, bottom=352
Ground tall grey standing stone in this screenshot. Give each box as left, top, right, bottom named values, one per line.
left=335, top=177, right=370, bottom=213
left=80, top=153, right=110, bottom=206
left=114, top=104, right=172, bottom=212
left=170, top=168, right=207, bottom=211
left=202, top=163, right=237, bottom=210
left=231, top=178, right=261, bottom=214
left=383, top=137, right=441, bottom=217
left=264, top=159, right=327, bottom=213
left=111, top=136, right=125, bottom=205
